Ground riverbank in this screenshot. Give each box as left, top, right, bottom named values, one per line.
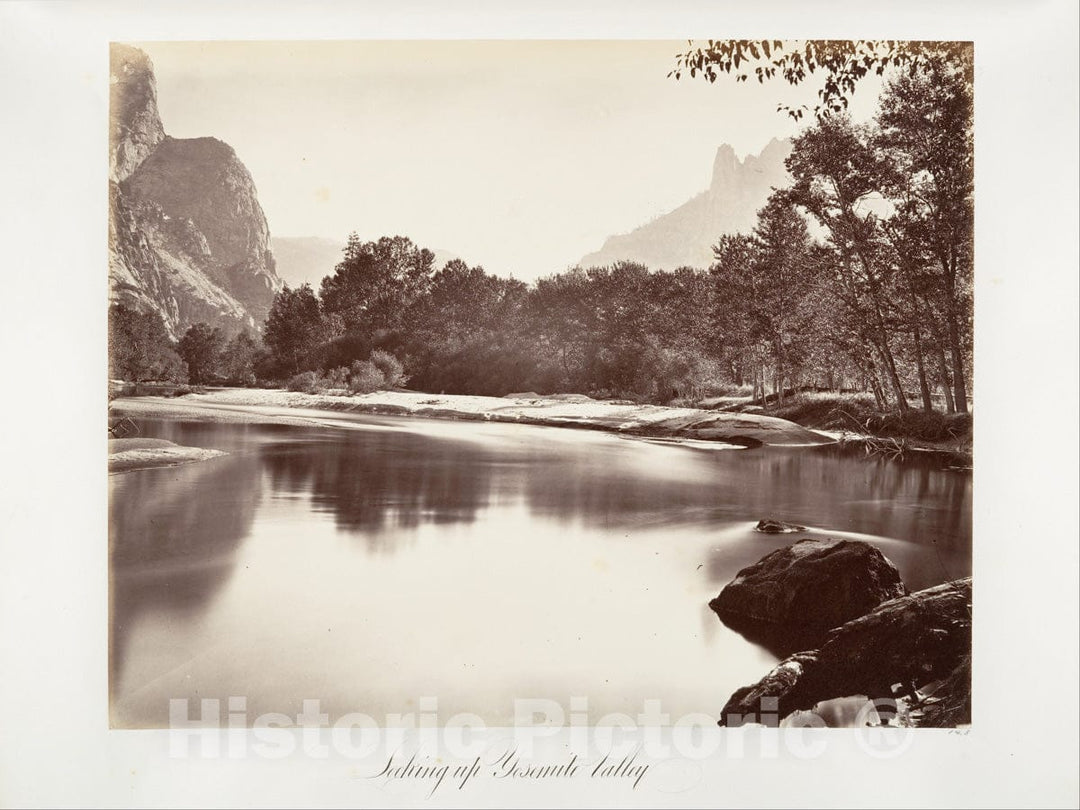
left=110, top=387, right=833, bottom=448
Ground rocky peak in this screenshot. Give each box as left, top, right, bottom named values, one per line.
left=110, top=44, right=165, bottom=182
left=710, top=143, right=740, bottom=190
left=109, top=45, right=283, bottom=338
left=579, top=138, right=795, bottom=271
left=711, top=139, right=792, bottom=192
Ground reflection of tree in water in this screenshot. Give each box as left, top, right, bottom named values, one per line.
left=260, top=429, right=493, bottom=545
left=109, top=453, right=261, bottom=699
left=690, top=447, right=971, bottom=592
left=526, top=444, right=970, bottom=557
left=525, top=445, right=716, bottom=527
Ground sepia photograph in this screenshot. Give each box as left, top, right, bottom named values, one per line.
left=107, top=39, right=974, bottom=731
left=1, top=2, right=1077, bottom=807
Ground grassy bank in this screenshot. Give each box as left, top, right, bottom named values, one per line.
left=738, top=392, right=973, bottom=466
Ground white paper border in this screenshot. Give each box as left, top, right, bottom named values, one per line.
left=1, top=1, right=1077, bottom=806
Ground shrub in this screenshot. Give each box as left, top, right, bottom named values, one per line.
left=348, top=360, right=385, bottom=394
left=321, top=366, right=350, bottom=390
left=287, top=371, right=319, bottom=393
left=369, top=349, right=408, bottom=388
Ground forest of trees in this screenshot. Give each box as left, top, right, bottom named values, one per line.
left=109, top=43, right=972, bottom=416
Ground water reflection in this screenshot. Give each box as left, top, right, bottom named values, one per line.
left=109, top=451, right=261, bottom=714
left=110, top=411, right=971, bottom=727
left=261, top=430, right=493, bottom=543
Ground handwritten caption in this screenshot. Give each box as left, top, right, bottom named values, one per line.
left=369, top=748, right=649, bottom=797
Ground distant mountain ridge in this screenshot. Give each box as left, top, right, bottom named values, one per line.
left=108, top=44, right=283, bottom=338
left=579, top=138, right=792, bottom=270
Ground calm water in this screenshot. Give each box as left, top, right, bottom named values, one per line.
left=109, top=404, right=971, bottom=727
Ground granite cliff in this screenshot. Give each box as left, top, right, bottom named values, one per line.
left=108, top=44, right=282, bottom=338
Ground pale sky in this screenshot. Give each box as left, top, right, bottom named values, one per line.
left=139, top=40, right=883, bottom=281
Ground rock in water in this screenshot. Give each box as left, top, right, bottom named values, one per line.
left=719, top=578, right=972, bottom=727
left=710, top=538, right=908, bottom=654
left=754, top=519, right=806, bottom=534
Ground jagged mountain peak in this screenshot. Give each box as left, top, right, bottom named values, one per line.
left=109, top=44, right=165, bottom=183
left=580, top=139, right=793, bottom=271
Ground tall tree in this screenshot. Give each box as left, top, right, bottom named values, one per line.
left=178, top=323, right=225, bottom=384
left=786, top=115, right=911, bottom=410
left=263, top=284, right=327, bottom=375
left=748, top=193, right=816, bottom=404
left=526, top=268, right=595, bottom=389
left=320, top=234, right=436, bottom=336
left=875, top=61, right=973, bottom=413
left=711, top=233, right=764, bottom=398
left=108, top=304, right=187, bottom=383
left=220, top=330, right=260, bottom=386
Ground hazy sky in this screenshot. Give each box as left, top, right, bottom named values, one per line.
left=140, top=40, right=883, bottom=281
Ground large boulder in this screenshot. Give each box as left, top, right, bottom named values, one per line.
left=719, top=578, right=972, bottom=727
left=710, top=538, right=908, bottom=654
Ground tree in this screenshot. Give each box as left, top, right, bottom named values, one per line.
left=672, top=38, right=974, bottom=414
left=178, top=323, right=225, bottom=384
left=410, top=259, right=507, bottom=345
left=710, top=196, right=818, bottom=404
left=748, top=193, right=816, bottom=403
left=320, top=234, right=435, bottom=337
left=263, top=284, right=328, bottom=375
left=786, top=115, right=911, bottom=410
left=108, top=304, right=186, bottom=382
left=670, top=40, right=972, bottom=120
left=582, top=262, right=652, bottom=394
left=220, top=330, right=260, bottom=386
left=526, top=268, right=595, bottom=390
left=875, top=61, right=973, bottom=413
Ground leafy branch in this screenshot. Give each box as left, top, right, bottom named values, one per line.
left=669, top=40, right=973, bottom=120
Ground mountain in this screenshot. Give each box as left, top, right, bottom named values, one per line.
left=579, top=138, right=792, bottom=270
left=108, top=44, right=283, bottom=339
left=272, top=236, right=462, bottom=291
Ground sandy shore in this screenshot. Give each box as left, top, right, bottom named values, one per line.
left=108, top=438, right=227, bottom=472
left=110, top=388, right=834, bottom=447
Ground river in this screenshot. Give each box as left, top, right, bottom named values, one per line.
left=109, top=404, right=971, bottom=728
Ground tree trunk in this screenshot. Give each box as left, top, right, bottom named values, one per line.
left=940, top=250, right=969, bottom=415
left=776, top=341, right=785, bottom=406
left=947, top=316, right=969, bottom=415
left=913, top=327, right=934, bottom=412
left=874, top=337, right=908, bottom=412
left=935, top=344, right=956, bottom=414
left=848, top=216, right=908, bottom=412
left=904, top=270, right=934, bottom=411
left=865, top=347, right=886, bottom=411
